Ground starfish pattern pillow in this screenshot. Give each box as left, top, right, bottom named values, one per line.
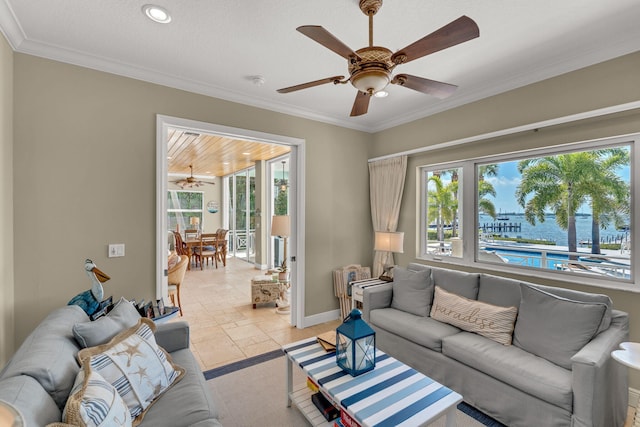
left=77, top=318, right=184, bottom=426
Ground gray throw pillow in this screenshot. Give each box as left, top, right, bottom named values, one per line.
left=390, top=266, right=433, bottom=316
left=512, top=284, right=607, bottom=369
left=432, top=267, right=479, bottom=300
left=73, top=297, right=141, bottom=348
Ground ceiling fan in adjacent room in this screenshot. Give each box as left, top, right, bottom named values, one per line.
left=172, top=165, right=215, bottom=189
left=277, top=0, right=479, bottom=117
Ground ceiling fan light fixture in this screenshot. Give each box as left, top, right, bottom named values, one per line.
left=351, top=68, right=390, bottom=94
left=142, top=4, right=172, bottom=24
left=374, top=90, right=388, bottom=98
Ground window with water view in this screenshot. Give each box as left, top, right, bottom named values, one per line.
left=421, top=139, right=634, bottom=285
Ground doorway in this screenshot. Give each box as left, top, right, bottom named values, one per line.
left=156, top=115, right=306, bottom=327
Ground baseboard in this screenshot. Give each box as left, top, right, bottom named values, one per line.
left=301, top=309, right=341, bottom=328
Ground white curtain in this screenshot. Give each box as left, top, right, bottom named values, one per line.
left=369, top=156, right=407, bottom=276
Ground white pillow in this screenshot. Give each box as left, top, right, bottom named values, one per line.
left=431, top=286, right=518, bottom=345
left=62, top=362, right=133, bottom=427
left=77, top=318, right=185, bottom=425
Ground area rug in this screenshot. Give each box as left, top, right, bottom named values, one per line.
left=205, top=350, right=505, bottom=427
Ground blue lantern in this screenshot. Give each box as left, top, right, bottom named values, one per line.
left=336, top=309, right=376, bottom=376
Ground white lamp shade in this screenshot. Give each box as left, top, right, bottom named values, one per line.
left=374, top=231, right=404, bottom=253
left=271, top=215, right=290, bottom=237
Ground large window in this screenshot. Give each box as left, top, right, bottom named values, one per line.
left=167, top=190, right=203, bottom=232
left=418, top=135, right=636, bottom=288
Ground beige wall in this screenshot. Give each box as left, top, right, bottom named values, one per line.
left=12, top=53, right=373, bottom=346
left=371, top=51, right=640, bottom=388
left=0, top=33, right=14, bottom=367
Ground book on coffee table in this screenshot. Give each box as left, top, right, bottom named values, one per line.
left=316, top=331, right=336, bottom=352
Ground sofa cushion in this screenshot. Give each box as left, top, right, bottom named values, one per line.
left=140, top=348, right=220, bottom=425
left=432, top=267, right=479, bottom=300
left=62, top=362, right=133, bottom=427
left=77, top=318, right=185, bottom=425
left=0, top=305, right=87, bottom=409
left=390, top=266, right=433, bottom=316
left=530, top=283, right=613, bottom=334
left=478, top=274, right=523, bottom=308
left=431, top=286, right=518, bottom=345
left=0, top=375, right=61, bottom=426
left=369, top=308, right=460, bottom=352
left=443, top=332, right=573, bottom=412
left=513, top=284, right=607, bottom=369
left=73, top=297, right=141, bottom=348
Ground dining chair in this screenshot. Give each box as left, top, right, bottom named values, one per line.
left=194, top=233, right=218, bottom=269
left=215, top=229, right=229, bottom=267
left=167, top=254, right=188, bottom=315
left=172, top=231, right=188, bottom=256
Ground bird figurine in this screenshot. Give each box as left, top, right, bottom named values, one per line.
left=67, top=259, right=111, bottom=316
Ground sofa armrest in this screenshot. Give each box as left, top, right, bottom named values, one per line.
left=571, top=310, right=629, bottom=427
left=362, top=283, right=393, bottom=322
left=154, top=321, right=190, bottom=352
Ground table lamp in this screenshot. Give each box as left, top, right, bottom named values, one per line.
left=374, top=231, right=404, bottom=281
left=0, top=401, right=24, bottom=427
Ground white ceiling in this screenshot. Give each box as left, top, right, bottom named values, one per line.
left=1, top=0, right=639, bottom=133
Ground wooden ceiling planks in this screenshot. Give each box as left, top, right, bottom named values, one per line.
left=167, top=128, right=291, bottom=178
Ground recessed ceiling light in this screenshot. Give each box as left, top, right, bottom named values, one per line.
left=242, top=152, right=251, bottom=156
left=142, top=5, right=172, bottom=24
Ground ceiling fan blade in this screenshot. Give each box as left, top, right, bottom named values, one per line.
left=391, top=16, right=479, bottom=65
left=297, top=26, right=360, bottom=60
left=277, top=75, right=345, bottom=93
left=392, top=74, right=457, bottom=99
left=350, top=91, right=371, bottom=117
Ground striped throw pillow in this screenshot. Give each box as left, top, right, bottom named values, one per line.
left=430, top=286, right=518, bottom=345
left=62, top=362, right=132, bottom=427
left=77, top=318, right=185, bottom=425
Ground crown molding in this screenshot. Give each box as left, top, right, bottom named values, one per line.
left=2, top=0, right=638, bottom=134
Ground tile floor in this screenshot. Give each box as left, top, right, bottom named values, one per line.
left=173, top=256, right=341, bottom=371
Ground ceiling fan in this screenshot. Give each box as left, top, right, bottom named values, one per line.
left=277, top=0, right=479, bottom=117
left=172, top=165, right=215, bottom=189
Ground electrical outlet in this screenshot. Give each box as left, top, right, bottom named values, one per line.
left=108, top=243, right=125, bottom=258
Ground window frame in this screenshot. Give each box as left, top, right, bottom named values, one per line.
left=417, top=133, right=638, bottom=291
left=167, top=189, right=204, bottom=232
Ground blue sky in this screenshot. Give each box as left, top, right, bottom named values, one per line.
left=483, top=160, right=631, bottom=213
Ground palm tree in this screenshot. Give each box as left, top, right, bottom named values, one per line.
left=428, top=175, right=457, bottom=242
left=478, top=164, right=499, bottom=219
left=575, top=148, right=630, bottom=254
left=515, top=153, right=595, bottom=260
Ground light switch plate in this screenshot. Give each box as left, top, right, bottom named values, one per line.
left=108, top=243, right=125, bottom=258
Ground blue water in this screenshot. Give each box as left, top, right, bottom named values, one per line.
left=478, top=213, right=630, bottom=246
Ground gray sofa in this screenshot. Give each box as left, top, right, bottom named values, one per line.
left=362, top=263, right=629, bottom=427
left=0, top=303, right=222, bottom=426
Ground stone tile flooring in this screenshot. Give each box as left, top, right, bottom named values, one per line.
left=173, top=256, right=341, bottom=371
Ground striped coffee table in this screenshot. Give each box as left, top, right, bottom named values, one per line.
left=284, top=337, right=462, bottom=427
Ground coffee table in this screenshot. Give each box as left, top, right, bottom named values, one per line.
left=284, top=337, right=462, bottom=427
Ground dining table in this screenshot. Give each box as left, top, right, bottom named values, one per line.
left=183, top=236, right=227, bottom=270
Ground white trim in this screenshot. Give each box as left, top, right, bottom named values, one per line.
left=156, top=115, right=306, bottom=327
left=369, top=101, right=640, bottom=163
left=302, top=309, right=341, bottom=329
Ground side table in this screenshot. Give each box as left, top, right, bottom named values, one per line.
left=611, top=342, right=640, bottom=427
left=350, top=278, right=389, bottom=310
